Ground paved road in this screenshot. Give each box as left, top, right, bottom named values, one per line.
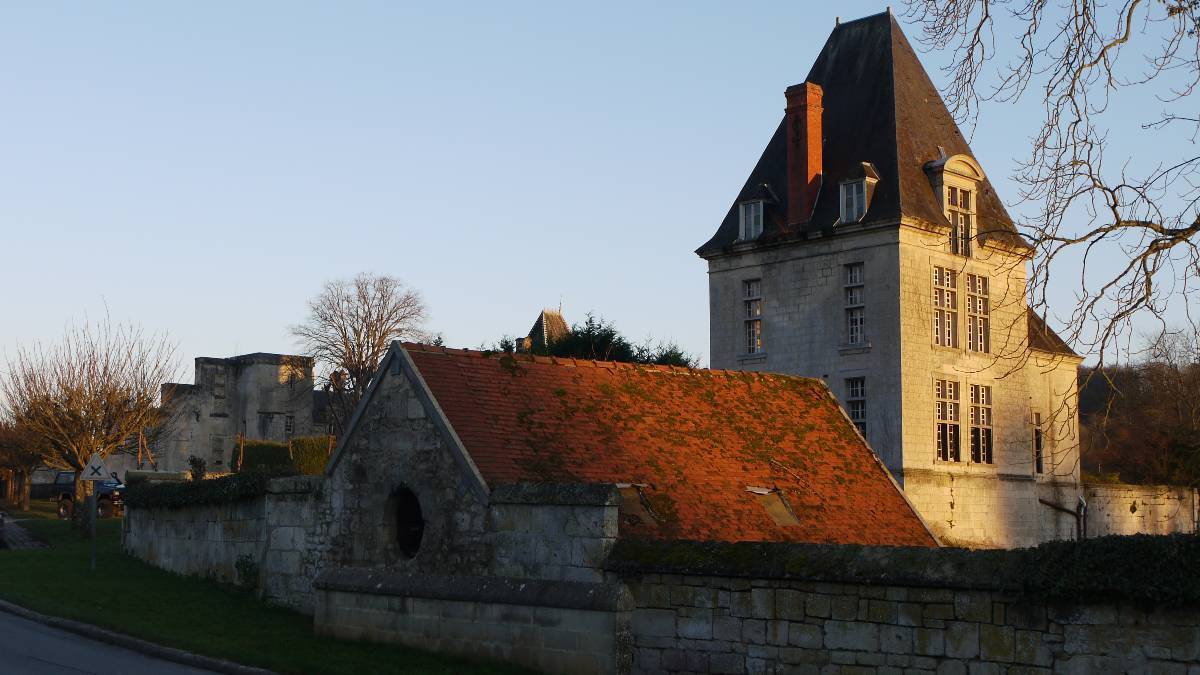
left=0, top=610, right=217, bottom=674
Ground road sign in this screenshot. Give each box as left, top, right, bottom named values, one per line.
left=82, top=453, right=108, bottom=481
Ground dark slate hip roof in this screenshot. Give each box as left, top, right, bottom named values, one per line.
left=696, top=11, right=1028, bottom=257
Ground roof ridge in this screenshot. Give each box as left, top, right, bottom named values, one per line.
left=831, top=9, right=893, bottom=30
left=397, top=342, right=826, bottom=383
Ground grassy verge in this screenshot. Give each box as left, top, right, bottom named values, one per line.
left=3, top=498, right=60, bottom=521
left=0, top=512, right=531, bottom=674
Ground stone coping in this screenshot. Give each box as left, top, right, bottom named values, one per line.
left=314, top=568, right=633, bottom=612
left=489, top=482, right=619, bottom=507
left=606, top=538, right=1014, bottom=591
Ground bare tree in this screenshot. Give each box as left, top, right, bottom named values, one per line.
left=0, top=418, right=46, bottom=512
left=904, top=0, right=1200, bottom=361
left=291, top=273, right=429, bottom=435
left=1081, top=327, right=1200, bottom=485
left=1, top=319, right=178, bottom=521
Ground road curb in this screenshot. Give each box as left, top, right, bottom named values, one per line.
left=0, top=598, right=275, bottom=675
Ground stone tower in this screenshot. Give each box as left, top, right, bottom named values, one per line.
left=697, top=12, right=1083, bottom=548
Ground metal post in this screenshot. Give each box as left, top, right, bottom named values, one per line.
left=88, top=494, right=96, bottom=571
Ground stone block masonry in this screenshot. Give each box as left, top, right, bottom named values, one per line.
left=1085, top=483, right=1198, bottom=537
left=122, top=475, right=327, bottom=614
left=314, top=568, right=633, bottom=675
left=613, top=543, right=1200, bottom=674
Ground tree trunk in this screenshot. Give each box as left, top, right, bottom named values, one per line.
left=18, top=469, right=30, bottom=512
left=72, top=470, right=88, bottom=530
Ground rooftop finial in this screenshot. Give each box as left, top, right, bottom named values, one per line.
left=836, top=16, right=840, bottom=25
left=887, top=5, right=892, bottom=14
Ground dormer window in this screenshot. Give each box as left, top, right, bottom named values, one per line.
left=924, top=151, right=986, bottom=258
left=837, top=163, right=878, bottom=225
left=840, top=180, right=866, bottom=223
left=739, top=201, right=763, bottom=240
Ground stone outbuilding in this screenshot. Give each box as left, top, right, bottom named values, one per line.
left=311, top=341, right=936, bottom=673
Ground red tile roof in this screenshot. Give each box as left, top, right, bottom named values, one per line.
left=404, top=344, right=937, bottom=548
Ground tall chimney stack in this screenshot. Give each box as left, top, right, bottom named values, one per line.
left=785, top=82, right=823, bottom=225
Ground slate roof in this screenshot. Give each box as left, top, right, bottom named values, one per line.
left=1027, top=310, right=1078, bottom=357
left=696, top=11, right=1028, bottom=257
left=403, top=343, right=938, bottom=548
left=526, top=309, right=570, bottom=351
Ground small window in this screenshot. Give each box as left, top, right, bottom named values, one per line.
left=740, top=201, right=763, bottom=240
left=1032, top=413, right=1045, bottom=474
left=744, top=279, right=763, bottom=354
left=284, top=415, right=295, bottom=440
left=746, top=487, right=800, bottom=527
left=845, top=377, right=866, bottom=435
left=844, top=263, right=865, bottom=345
left=391, top=486, right=425, bottom=559
left=210, top=435, right=226, bottom=461
left=840, top=180, right=866, bottom=222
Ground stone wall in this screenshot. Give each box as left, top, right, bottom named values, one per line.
left=611, top=541, right=1200, bottom=674
left=122, top=475, right=326, bottom=613
left=314, top=569, right=633, bottom=675
left=1085, top=483, right=1198, bottom=537
left=489, top=483, right=620, bottom=584
left=622, top=571, right=1200, bottom=673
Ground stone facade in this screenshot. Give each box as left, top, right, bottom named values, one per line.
left=111, top=353, right=319, bottom=477
left=706, top=221, right=1086, bottom=548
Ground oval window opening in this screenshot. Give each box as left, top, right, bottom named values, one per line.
left=393, top=486, right=424, bottom=559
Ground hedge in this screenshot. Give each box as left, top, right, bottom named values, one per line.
left=227, top=437, right=333, bottom=475
left=608, top=534, right=1200, bottom=606
left=123, top=469, right=292, bottom=510
left=290, top=436, right=334, bottom=476
left=230, top=440, right=292, bottom=473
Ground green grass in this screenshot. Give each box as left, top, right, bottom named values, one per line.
left=4, top=498, right=61, bottom=521
left=0, top=512, right=533, bottom=674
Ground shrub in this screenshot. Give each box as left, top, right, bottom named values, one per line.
left=290, top=436, right=334, bottom=476
left=123, top=468, right=292, bottom=510
left=231, top=440, right=293, bottom=474
left=1015, top=533, right=1200, bottom=605
left=187, top=455, right=206, bottom=482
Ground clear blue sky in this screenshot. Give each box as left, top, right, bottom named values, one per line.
left=0, top=2, right=1185, bottom=376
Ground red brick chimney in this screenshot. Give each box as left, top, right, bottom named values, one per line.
left=785, top=82, right=823, bottom=225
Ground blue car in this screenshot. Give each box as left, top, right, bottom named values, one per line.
left=53, top=471, right=124, bottom=519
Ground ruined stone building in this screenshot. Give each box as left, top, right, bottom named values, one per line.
left=115, top=352, right=322, bottom=476
left=697, top=12, right=1085, bottom=548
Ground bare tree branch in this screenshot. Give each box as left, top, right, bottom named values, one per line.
left=291, top=273, right=429, bottom=435
left=905, top=0, right=1200, bottom=362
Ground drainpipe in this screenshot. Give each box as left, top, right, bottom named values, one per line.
left=1039, top=496, right=1087, bottom=540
